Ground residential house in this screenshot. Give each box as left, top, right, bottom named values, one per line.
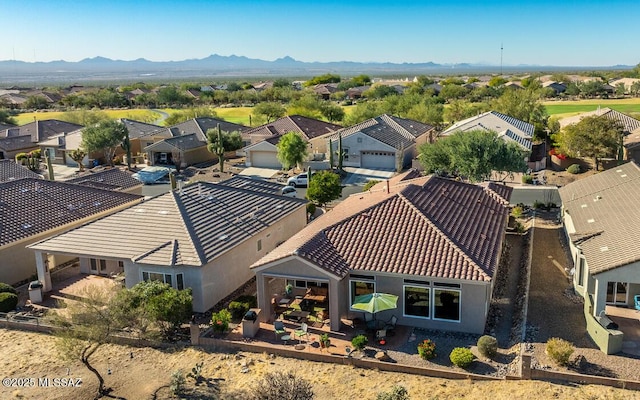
left=559, top=161, right=640, bottom=351
left=251, top=171, right=512, bottom=333
left=346, top=86, right=370, bottom=100
left=542, top=81, right=567, bottom=95
left=610, top=78, right=640, bottom=94
left=441, top=111, right=540, bottom=170
left=558, top=108, right=640, bottom=164
left=64, top=168, right=143, bottom=195
left=0, top=178, right=143, bottom=286
left=0, top=119, right=83, bottom=161
left=143, top=117, right=248, bottom=167
left=244, top=115, right=342, bottom=169
left=326, top=114, right=435, bottom=171
left=0, top=159, right=43, bottom=183
left=313, top=83, right=339, bottom=100
left=29, top=180, right=307, bottom=312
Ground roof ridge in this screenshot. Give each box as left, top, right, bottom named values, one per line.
left=171, top=189, right=207, bottom=265
left=381, top=115, right=416, bottom=142
left=397, top=191, right=490, bottom=280
left=132, top=240, right=173, bottom=263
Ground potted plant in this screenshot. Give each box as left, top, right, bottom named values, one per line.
left=285, top=283, right=293, bottom=298
left=320, top=333, right=331, bottom=349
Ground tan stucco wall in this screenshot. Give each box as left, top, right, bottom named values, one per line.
left=183, top=147, right=215, bottom=166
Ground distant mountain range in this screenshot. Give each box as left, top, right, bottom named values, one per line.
left=0, top=54, right=632, bottom=85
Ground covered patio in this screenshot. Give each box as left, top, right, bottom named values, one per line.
left=605, top=305, right=640, bottom=356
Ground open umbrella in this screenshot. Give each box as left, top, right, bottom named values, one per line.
left=352, top=293, right=398, bottom=314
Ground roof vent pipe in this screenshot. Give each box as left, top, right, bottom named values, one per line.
left=386, top=180, right=390, bottom=194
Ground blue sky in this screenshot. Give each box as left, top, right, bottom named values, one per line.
left=2, top=0, right=639, bottom=67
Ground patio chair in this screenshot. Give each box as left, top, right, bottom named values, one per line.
left=635, top=295, right=640, bottom=312
left=274, top=320, right=287, bottom=339
left=375, top=329, right=387, bottom=342
left=294, top=322, right=309, bottom=343
left=384, top=315, right=398, bottom=335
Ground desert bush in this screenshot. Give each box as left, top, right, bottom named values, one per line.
left=211, top=309, right=232, bottom=333
left=522, top=174, right=533, bottom=184
left=477, top=335, right=498, bottom=359
left=376, top=385, right=410, bottom=400
left=511, top=206, right=523, bottom=218
left=449, top=347, right=474, bottom=368
left=170, top=369, right=185, bottom=395
left=0, top=292, right=18, bottom=312
left=0, top=282, right=17, bottom=295
left=533, top=200, right=545, bottom=209
left=235, top=294, right=258, bottom=308
left=250, top=371, right=314, bottom=400
left=363, top=179, right=381, bottom=192
left=306, top=203, right=316, bottom=216
left=417, top=339, right=436, bottom=360
left=566, top=164, right=581, bottom=174
left=351, top=334, right=368, bottom=351
left=228, top=301, right=250, bottom=320
left=546, top=337, right=574, bottom=366
left=15, top=152, right=28, bottom=162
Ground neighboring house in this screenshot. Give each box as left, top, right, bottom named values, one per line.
left=326, top=114, right=435, bottom=171
left=29, top=180, right=307, bottom=312
left=313, top=83, right=339, bottom=100
left=610, top=77, right=640, bottom=94
left=558, top=107, right=640, bottom=164
left=346, top=86, right=370, bottom=100
left=118, top=118, right=164, bottom=156
left=251, top=171, right=512, bottom=333
left=542, top=81, right=567, bottom=94
left=0, top=119, right=83, bottom=161
left=143, top=117, right=248, bottom=167
left=559, top=161, right=640, bottom=352
left=244, top=115, right=343, bottom=169
left=0, top=159, right=43, bottom=182
left=441, top=111, right=539, bottom=170
left=0, top=178, right=143, bottom=286
left=64, top=168, right=143, bottom=195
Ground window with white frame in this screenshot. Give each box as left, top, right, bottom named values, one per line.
left=577, top=257, right=585, bottom=287
left=349, top=278, right=375, bottom=308
left=90, top=258, right=106, bottom=272
left=433, top=288, right=460, bottom=321
left=404, top=285, right=430, bottom=318
left=142, top=271, right=185, bottom=290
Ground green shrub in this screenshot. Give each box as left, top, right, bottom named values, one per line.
left=522, top=174, right=533, bottom=184
left=228, top=301, right=250, bottom=320
left=211, top=309, right=232, bottom=333
left=235, top=294, right=257, bottom=308
left=15, top=152, right=28, bottom=161
left=363, top=179, right=381, bottom=192
left=0, top=292, right=18, bottom=312
left=546, top=337, right=574, bottom=366
left=477, top=335, right=498, bottom=359
left=351, top=334, right=368, bottom=351
left=30, top=149, right=42, bottom=159
left=417, top=339, right=436, bottom=360
left=306, top=202, right=316, bottom=215
left=449, top=347, right=474, bottom=368
left=566, top=164, right=581, bottom=174
left=376, top=385, right=410, bottom=400
left=0, top=282, right=17, bottom=295
left=511, top=206, right=523, bottom=218
left=533, top=200, right=545, bottom=209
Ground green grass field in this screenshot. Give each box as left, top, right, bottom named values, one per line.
left=15, top=109, right=160, bottom=125
left=543, top=98, right=640, bottom=118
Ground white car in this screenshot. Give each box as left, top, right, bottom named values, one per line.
left=280, top=185, right=297, bottom=198
left=287, top=173, right=314, bottom=187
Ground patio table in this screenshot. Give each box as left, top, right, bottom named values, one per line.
left=285, top=310, right=310, bottom=323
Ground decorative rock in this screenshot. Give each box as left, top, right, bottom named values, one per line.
left=375, top=351, right=390, bottom=361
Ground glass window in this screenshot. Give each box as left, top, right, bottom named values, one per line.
left=295, top=280, right=307, bottom=288
left=350, top=280, right=375, bottom=308
left=257, top=239, right=262, bottom=251
left=99, top=259, right=106, bottom=271
left=433, top=288, right=460, bottom=321
left=176, top=274, right=184, bottom=291
left=90, top=259, right=97, bottom=271
left=148, top=272, right=164, bottom=282
left=404, top=286, right=430, bottom=318
left=578, top=257, right=585, bottom=286
left=142, top=272, right=149, bottom=281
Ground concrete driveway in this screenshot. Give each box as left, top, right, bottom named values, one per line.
left=342, top=167, right=395, bottom=186
left=238, top=167, right=281, bottom=179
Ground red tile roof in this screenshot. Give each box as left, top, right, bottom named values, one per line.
left=253, top=176, right=510, bottom=282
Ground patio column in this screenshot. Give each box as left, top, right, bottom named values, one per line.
left=34, top=251, right=52, bottom=292
left=255, top=273, right=267, bottom=322
left=593, top=279, right=607, bottom=317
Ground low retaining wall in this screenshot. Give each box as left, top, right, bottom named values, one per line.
left=531, top=367, right=640, bottom=390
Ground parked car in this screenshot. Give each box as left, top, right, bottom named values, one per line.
left=287, top=173, right=315, bottom=187
left=280, top=185, right=297, bottom=198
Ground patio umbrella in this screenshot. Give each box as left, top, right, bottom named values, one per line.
left=352, top=293, right=398, bottom=314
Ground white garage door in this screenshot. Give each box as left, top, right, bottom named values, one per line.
left=250, top=151, right=282, bottom=169
left=361, top=151, right=396, bottom=170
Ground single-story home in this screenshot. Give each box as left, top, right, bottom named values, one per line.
left=63, top=167, right=143, bottom=195
left=143, top=117, right=248, bottom=167
left=0, top=159, right=43, bottom=183
left=29, top=179, right=308, bottom=312
left=0, top=119, right=83, bottom=161
left=0, top=178, right=143, bottom=286
left=251, top=171, right=512, bottom=333
left=559, top=161, right=640, bottom=318
left=243, top=115, right=342, bottom=169
left=326, top=114, right=435, bottom=171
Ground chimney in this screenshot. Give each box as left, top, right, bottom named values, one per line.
left=386, top=180, right=390, bottom=194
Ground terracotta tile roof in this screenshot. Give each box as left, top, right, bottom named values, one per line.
left=0, top=178, right=142, bottom=247
left=0, top=160, right=43, bottom=183
left=216, top=175, right=286, bottom=195
left=29, top=181, right=306, bottom=267
left=64, top=168, right=142, bottom=191
left=327, top=114, right=434, bottom=150
left=253, top=177, right=510, bottom=282
left=243, top=115, right=342, bottom=142
left=559, top=161, right=640, bottom=274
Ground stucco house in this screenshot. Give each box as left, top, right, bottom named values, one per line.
left=559, top=161, right=640, bottom=318
left=64, top=167, right=143, bottom=195
left=29, top=180, right=307, bottom=313
left=0, top=119, right=83, bottom=161
left=326, top=114, right=435, bottom=171
left=143, top=117, right=248, bottom=167
left=0, top=178, right=143, bottom=286
left=251, top=171, right=512, bottom=333
left=243, top=115, right=342, bottom=169
left=0, top=159, right=43, bottom=183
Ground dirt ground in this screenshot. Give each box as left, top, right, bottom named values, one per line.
left=1, top=328, right=638, bottom=400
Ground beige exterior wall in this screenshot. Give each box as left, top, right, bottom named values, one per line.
left=183, top=147, right=215, bottom=166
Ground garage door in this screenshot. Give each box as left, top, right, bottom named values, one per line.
left=361, top=151, right=396, bottom=170
left=250, top=151, right=282, bottom=169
